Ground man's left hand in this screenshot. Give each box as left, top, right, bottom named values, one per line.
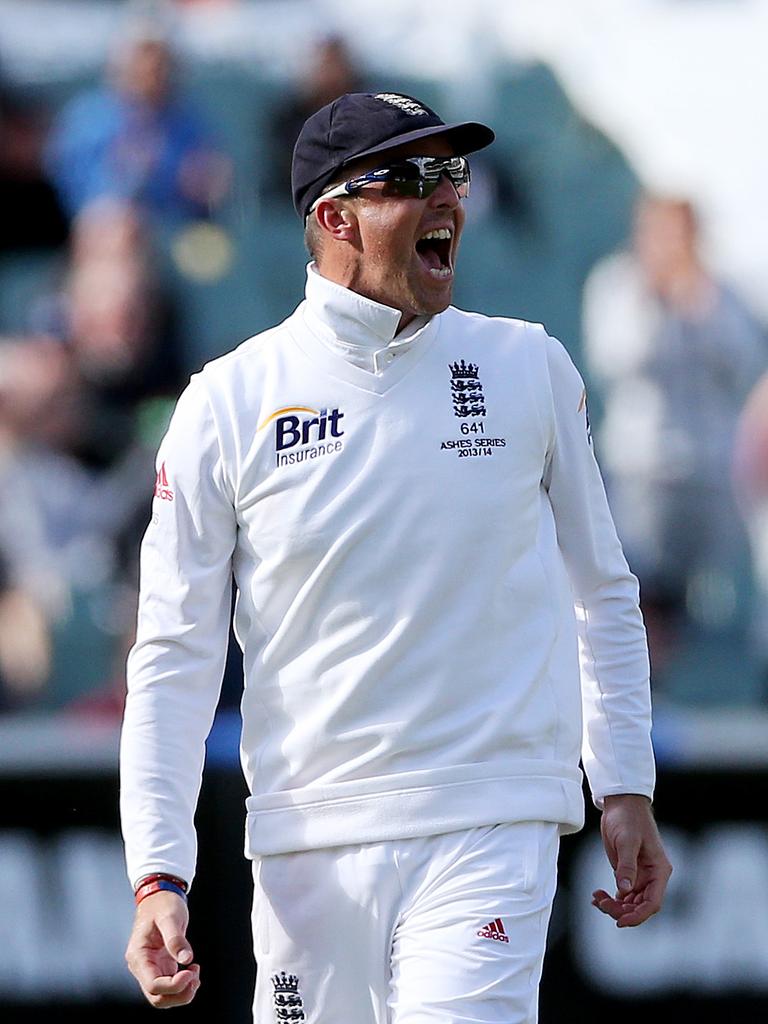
left=592, top=793, right=672, bottom=928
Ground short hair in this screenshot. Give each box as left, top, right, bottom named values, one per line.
left=303, top=214, right=324, bottom=262
left=302, top=173, right=358, bottom=263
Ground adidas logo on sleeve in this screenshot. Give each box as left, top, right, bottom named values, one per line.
left=154, top=462, right=174, bottom=502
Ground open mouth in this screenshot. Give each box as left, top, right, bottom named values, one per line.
left=415, top=228, right=453, bottom=279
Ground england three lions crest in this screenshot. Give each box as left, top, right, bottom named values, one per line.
left=449, top=360, right=486, bottom=418
left=272, top=972, right=305, bottom=1021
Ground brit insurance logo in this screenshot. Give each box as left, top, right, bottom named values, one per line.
left=258, top=405, right=345, bottom=468
left=441, top=359, right=506, bottom=459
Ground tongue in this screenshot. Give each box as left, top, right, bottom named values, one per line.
left=417, top=246, right=442, bottom=271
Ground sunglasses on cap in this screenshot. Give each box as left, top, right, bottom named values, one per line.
left=309, top=155, right=471, bottom=214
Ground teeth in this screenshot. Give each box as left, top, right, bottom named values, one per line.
left=429, top=267, right=452, bottom=279
left=420, top=228, right=452, bottom=241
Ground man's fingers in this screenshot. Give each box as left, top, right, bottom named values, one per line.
left=591, top=888, right=640, bottom=920
left=620, top=875, right=667, bottom=924
left=145, top=967, right=201, bottom=1008
left=591, top=885, right=664, bottom=927
left=146, top=964, right=200, bottom=997
left=599, top=796, right=672, bottom=927
left=156, top=913, right=194, bottom=965
left=125, top=947, right=173, bottom=994
left=615, top=901, right=656, bottom=928
left=591, top=888, right=627, bottom=920
left=613, top=837, right=640, bottom=895
left=125, top=892, right=198, bottom=1007
left=128, top=952, right=199, bottom=996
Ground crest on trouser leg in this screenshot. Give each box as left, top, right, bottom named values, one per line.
left=272, top=971, right=306, bottom=1021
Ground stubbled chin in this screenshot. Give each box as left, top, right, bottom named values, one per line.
left=413, top=276, right=454, bottom=317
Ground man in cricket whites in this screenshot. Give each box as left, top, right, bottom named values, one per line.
left=121, top=92, right=671, bottom=1023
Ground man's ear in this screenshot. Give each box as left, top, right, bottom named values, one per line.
left=314, top=200, right=358, bottom=243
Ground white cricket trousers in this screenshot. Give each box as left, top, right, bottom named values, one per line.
left=251, top=821, right=559, bottom=1024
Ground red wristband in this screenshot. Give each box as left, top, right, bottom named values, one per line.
left=134, top=872, right=188, bottom=894
left=135, top=879, right=188, bottom=906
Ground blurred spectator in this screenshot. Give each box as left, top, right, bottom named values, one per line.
left=32, top=198, right=184, bottom=469
left=0, top=336, right=88, bottom=708
left=0, top=195, right=186, bottom=713
left=0, top=80, right=69, bottom=252
left=0, top=550, right=51, bottom=711
left=734, top=372, right=768, bottom=685
left=583, top=194, right=767, bottom=674
left=0, top=330, right=168, bottom=714
left=265, top=36, right=366, bottom=201
left=44, top=21, right=230, bottom=226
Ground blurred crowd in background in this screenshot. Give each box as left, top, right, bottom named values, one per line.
left=2, top=0, right=768, bottom=719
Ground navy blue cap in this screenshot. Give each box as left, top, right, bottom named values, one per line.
left=292, top=91, right=495, bottom=220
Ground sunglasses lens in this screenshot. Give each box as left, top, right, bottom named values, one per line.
left=349, top=157, right=471, bottom=200
left=381, top=178, right=424, bottom=198
left=450, top=174, right=471, bottom=198
left=411, top=157, right=471, bottom=199
left=443, top=157, right=471, bottom=197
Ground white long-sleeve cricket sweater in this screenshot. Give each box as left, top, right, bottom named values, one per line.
left=120, top=267, right=655, bottom=888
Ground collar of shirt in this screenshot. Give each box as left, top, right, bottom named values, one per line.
left=303, top=263, right=431, bottom=374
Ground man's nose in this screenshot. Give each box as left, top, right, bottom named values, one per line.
left=428, top=173, right=460, bottom=207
